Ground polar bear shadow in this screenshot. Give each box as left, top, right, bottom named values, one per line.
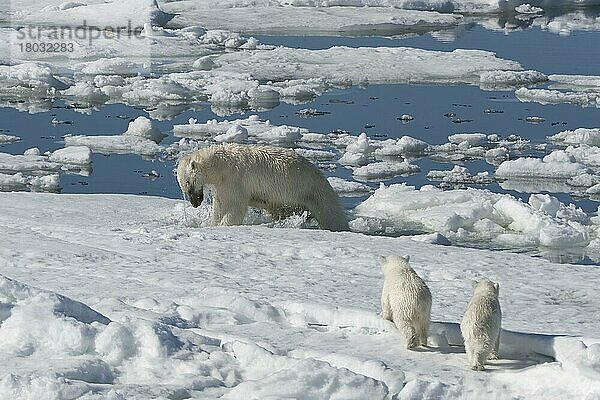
left=428, top=321, right=555, bottom=370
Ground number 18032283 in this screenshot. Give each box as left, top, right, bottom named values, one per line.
left=18, top=42, right=74, bottom=52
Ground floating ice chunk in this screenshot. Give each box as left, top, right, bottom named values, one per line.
left=163, top=3, right=461, bottom=35
left=528, top=194, right=561, bottom=217
left=339, top=133, right=374, bottom=166
left=550, top=128, right=600, bottom=146
left=23, top=148, right=40, bottom=156
left=549, top=74, right=600, bottom=90
left=29, top=174, right=60, bottom=192
left=124, top=116, right=166, bottom=143
left=65, top=135, right=162, bottom=157
left=65, top=119, right=163, bottom=156
left=448, top=133, right=487, bottom=146
left=515, top=4, right=544, bottom=14
left=0, top=134, right=19, bottom=144
left=0, top=173, right=33, bottom=192
left=58, top=2, right=85, bottom=11
left=427, top=165, right=492, bottom=184
left=295, top=148, right=336, bottom=161
left=0, top=63, right=68, bottom=96
left=564, top=145, right=600, bottom=167
left=479, top=70, right=547, bottom=89
left=568, top=172, right=600, bottom=187
left=353, top=161, right=420, bottom=180
left=16, top=0, right=175, bottom=28
left=354, top=183, right=591, bottom=250
left=0, top=152, right=60, bottom=174
left=327, top=177, right=372, bottom=197
left=214, top=124, right=249, bottom=143
left=346, top=133, right=371, bottom=154
left=248, top=87, right=280, bottom=110
left=485, top=147, right=509, bottom=164
left=339, top=152, right=370, bottom=167
left=354, top=184, right=501, bottom=236
left=192, top=56, right=216, bottom=71
left=216, top=46, right=523, bottom=89
left=398, top=114, right=414, bottom=122
left=75, top=58, right=144, bottom=76
left=516, top=87, right=599, bottom=108
left=586, top=183, right=600, bottom=195
left=375, top=136, right=428, bottom=156
left=256, top=125, right=302, bottom=143
left=0, top=172, right=60, bottom=192
left=494, top=197, right=589, bottom=248
left=49, top=146, right=92, bottom=165
left=495, top=153, right=589, bottom=180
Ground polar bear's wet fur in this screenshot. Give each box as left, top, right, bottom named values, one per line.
left=460, top=280, right=502, bottom=371
left=176, top=143, right=349, bottom=231
left=380, top=255, right=432, bottom=349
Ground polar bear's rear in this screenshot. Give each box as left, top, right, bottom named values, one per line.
left=380, top=255, right=432, bottom=349
left=460, top=280, right=502, bottom=371
left=177, top=143, right=349, bottom=231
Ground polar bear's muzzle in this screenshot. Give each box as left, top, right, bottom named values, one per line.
left=187, top=189, right=203, bottom=208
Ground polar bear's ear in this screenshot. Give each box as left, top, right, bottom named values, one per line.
left=401, top=254, right=410, bottom=262
left=493, top=282, right=499, bottom=293
left=190, top=160, right=198, bottom=171
left=471, top=280, right=478, bottom=289
left=380, top=255, right=387, bottom=263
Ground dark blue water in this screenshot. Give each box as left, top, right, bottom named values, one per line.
left=1, top=24, right=599, bottom=213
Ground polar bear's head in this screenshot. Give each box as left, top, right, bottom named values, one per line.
left=380, top=254, right=411, bottom=275
left=472, top=280, right=499, bottom=297
left=177, top=154, right=205, bottom=208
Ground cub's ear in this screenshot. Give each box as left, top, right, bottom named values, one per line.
left=472, top=280, right=478, bottom=289
left=402, top=254, right=410, bottom=262
left=190, top=160, right=198, bottom=170
left=380, top=255, right=387, bottom=263
left=493, top=282, right=499, bottom=293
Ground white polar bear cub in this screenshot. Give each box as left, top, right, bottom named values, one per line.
left=460, top=280, right=502, bottom=371
left=176, top=143, right=349, bottom=231
left=380, top=255, right=432, bottom=349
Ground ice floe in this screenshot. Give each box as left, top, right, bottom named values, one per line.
left=549, top=127, right=600, bottom=146
left=427, top=165, right=493, bottom=185
left=495, top=151, right=590, bottom=180
left=353, top=183, right=594, bottom=254
left=353, top=161, right=421, bottom=180
left=327, top=177, right=373, bottom=196
left=163, top=3, right=462, bottom=36
left=64, top=117, right=164, bottom=156
left=0, top=134, right=20, bottom=144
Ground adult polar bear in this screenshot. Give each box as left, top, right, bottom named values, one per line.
left=177, top=143, right=349, bottom=231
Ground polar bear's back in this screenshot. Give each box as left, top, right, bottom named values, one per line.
left=384, top=267, right=432, bottom=320
left=461, top=292, right=501, bottom=341
left=195, top=143, right=349, bottom=231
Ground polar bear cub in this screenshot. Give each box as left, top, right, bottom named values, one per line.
left=460, top=280, right=502, bottom=371
left=380, top=255, right=432, bottom=349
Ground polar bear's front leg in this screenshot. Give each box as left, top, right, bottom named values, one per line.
left=212, top=191, right=248, bottom=226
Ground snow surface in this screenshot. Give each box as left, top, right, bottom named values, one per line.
left=1, top=192, right=600, bottom=399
